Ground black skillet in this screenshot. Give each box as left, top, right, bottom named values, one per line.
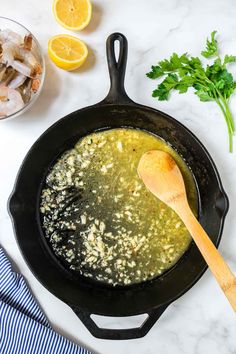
left=9, top=33, right=229, bottom=340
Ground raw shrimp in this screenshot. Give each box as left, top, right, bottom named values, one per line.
left=0, top=41, right=17, bottom=66
left=1, top=67, right=15, bottom=85
left=17, top=78, right=31, bottom=103
left=0, top=43, right=37, bottom=78
left=17, top=47, right=42, bottom=76
left=8, top=72, right=26, bottom=89
left=0, top=32, right=41, bottom=78
left=0, top=29, right=22, bottom=45
left=11, top=60, right=33, bottom=78
left=0, top=29, right=42, bottom=116
left=0, top=85, right=24, bottom=118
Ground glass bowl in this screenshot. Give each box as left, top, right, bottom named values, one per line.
left=0, top=17, right=45, bottom=121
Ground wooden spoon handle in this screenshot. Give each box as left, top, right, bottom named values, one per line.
left=180, top=207, right=236, bottom=312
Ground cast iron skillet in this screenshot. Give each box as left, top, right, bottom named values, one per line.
left=9, top=33, right=229, bottom=340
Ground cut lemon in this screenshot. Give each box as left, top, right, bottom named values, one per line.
left=48, top=34, right=88, bottom=70
left=53, top=0, right=92, bottom=31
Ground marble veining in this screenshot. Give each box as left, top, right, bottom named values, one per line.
left=0, top=0, right=236, bottom=353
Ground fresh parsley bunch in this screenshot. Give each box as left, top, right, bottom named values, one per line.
left=147, top=31, right=236, bottom=152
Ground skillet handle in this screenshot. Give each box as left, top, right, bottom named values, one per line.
left=103, top=32, right=133, bottom=104
left=71, top=305, right=169, bottom=340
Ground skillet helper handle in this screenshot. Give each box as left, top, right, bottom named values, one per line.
left=72, top=305, right=169, bottom=340
left=104, top=33, right=132, bottom=104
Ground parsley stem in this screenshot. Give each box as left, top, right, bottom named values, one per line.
left=222, top=97, right=235, bottom=133
left=208, top=82, right=235, bottom=151
left=215, top=88, right=235, bottom=133
left=215, top=97, right=234, bottom=152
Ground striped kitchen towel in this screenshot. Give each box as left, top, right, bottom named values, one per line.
left=0, top=248, right=91, bottom=354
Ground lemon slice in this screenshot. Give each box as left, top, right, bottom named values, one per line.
left=48, top=34, right=88, bottom=71
left=53, top=0, right=92, bottom=31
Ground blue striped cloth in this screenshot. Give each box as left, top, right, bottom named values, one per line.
left=0, top=248, right=91, bottom=354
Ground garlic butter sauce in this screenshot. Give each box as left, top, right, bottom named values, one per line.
left=40, top=128, right=197, bottom=286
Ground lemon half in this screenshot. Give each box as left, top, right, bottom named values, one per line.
left=48, top=34, right=88, bottom=71
left=53, top=0, right=92, bottom=31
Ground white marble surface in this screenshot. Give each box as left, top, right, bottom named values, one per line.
left=0, top=0, right=236, bottom=353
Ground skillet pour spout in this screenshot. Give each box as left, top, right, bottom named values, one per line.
left=8, top=33, right=229, bottom=340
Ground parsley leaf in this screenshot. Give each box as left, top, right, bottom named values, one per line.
left=157, top=53, right=189, bottom=72
left=176, top=76, right=195, bottom=93
left=201, top=30, right=218, bottom=58
left=146, top=65, right=164, bottom=79
left=152, top=73, right=179, bottom=100
left=194, top=89, right=214, bottom=102
left=147, top=31, right=236, bottom=152
left=224, top=54, right=236, bottom=65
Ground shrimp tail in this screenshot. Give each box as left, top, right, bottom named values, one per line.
left=31, top=78, right=41, bottom=93
left=32, top=62, right=43, bottom=76
left=0, top=63, right=6, bottom=81
left=23, top=34, right=33, bottom=51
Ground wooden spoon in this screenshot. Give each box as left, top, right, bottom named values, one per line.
left=138, top=150, right=236, bottom=312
